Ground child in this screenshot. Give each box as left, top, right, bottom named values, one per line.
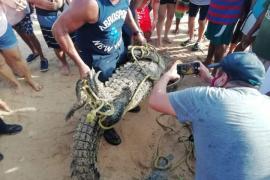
left=135, top=0, right=159, bottom=42
left=174, top=0, right=189, bottom=34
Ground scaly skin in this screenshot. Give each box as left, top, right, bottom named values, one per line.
left=68, top=46, right=165, bottom=180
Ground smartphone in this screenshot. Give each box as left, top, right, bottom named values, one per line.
left=177, top=62, right=200, bottom=75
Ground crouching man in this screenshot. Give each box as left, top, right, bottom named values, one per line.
left=149, top=52, right=270, bottom=179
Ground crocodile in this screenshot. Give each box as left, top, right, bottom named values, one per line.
left=66, top=45, right=166, bottom=180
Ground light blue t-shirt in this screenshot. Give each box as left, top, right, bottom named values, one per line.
left=169, top=86, right=270, bottom=180
left=252, top=0, right=268, bottom=18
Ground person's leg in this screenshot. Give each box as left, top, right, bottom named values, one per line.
left=188, top=3, right=199, bottom=41
left=163, top=3, right=176, bottom=43
left=1, top=46, right=42, bottom=91
left=156, top=4, right=167, bottom=47
left=54, top=48, right=70, bottom=75
left=234, top=35, right=256, bottom=52
left=174, top=18, right=181, bottom=33
left=13, top=29, right=38, bottom=56
left=29, top=33, right=46, bottom=60
left=197, top=5, right=209, bottom=43
left=188, top=16, right=196, bottom=41
left=181, top=2, right=198, bottom=46
left=191, top=5, right=209, bottom=51
left=0, top=53, right=22, bottom=92
left=13, top=14, right=44, bottom=62
left=228, top=21, right=243, bottom=53
left=205, top=42, right=215, bottom=65
left=214, top=44, right=227, bottom=63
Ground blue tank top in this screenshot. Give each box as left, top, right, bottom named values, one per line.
left=76, top=0, right=129, bottom=57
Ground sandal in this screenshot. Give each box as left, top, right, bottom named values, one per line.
left=26, top=53, right=39, bottom=63
left=181, top=39, right=192, bottom=47
left=103, top=128, right=121, bottom=145
left=191, top=42, right=200, bottom=51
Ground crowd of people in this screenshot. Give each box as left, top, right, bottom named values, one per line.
left=1, top=0, right=270, bottom=179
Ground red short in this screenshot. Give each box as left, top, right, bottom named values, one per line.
left=136, top=6, right=151, bottom=33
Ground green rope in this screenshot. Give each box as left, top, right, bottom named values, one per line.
left=82, top=45, right=162, bottom=129
left=153, top=114, right=195, bottom=174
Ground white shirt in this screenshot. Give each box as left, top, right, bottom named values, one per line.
left=0, top=4, right=8, bottom=37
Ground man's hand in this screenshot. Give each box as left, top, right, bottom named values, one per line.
left=163, top=60, right=181, bottom=81
left=15, top=0, right=27, bottom=11
left=133, top=32, right=147, bottom=45
left=79, top=64, right=91, bottom=79
left=198, top=62, right=213, bottom=83
left=0, top=99, right=11, bottom=112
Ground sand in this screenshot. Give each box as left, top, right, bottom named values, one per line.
left=0, top=16, right=208, bottom=180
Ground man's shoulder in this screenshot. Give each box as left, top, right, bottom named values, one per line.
left=72, top=0, right=98, bottom=9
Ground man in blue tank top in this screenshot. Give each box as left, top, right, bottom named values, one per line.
left=52, top=0, right=146, bottom=145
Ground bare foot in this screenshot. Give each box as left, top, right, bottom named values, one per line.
left=173, top=29, right=179, bottom=34
left=27, top=80, right=42, bottom=91
left=15, top=86, right=24, bottom=94
left=60, top=65, right=70, bottom=76
left=163, top=37, right=172, bottom=44
left=156, top=39, right=163, bottom=47
left=0, top=99, right=11, bottom=112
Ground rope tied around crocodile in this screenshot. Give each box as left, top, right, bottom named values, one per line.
left=82, top=79, right=115, bottom=130
left=81, top=44, right=163, bottom=129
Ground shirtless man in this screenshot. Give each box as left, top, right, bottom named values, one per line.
left=52, top=0, right=145, bottom=145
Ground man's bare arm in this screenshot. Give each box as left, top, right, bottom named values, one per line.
left=52, top=0, right=98, bottom=78
left=149, top=62, right=180, bottom=116
left=125, top=8, right=146, bottom=44
left=125, top=8, right=141, bottom=33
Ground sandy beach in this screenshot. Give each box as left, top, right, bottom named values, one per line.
left=0, top=16, right=208, bottom=180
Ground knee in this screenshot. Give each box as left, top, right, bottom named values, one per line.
left=198, top=20, right=206, bottom=26
left=167, top=13, right=174, bottom=21
left=158, top=15, right=166, bottom=22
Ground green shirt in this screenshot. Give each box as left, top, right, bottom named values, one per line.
left=253, top=4, right=270, bottom=60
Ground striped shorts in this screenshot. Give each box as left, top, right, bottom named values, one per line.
left=37, top=14, right=76, bottom=49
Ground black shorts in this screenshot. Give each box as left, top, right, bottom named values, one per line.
left=188, top=2, right=209, bottom=20
left=160, top=0, right=176, bottom=5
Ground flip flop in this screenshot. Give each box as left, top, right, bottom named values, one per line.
left=191, top=42, right=200, bottom=51
left=26, top=53, right=39, bottom=63
left=181, top=39, right=193, bottom=47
